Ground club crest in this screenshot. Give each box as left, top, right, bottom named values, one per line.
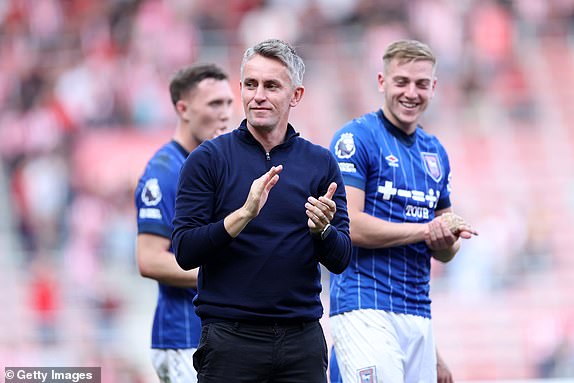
left=421, top=152, right=442, bottom=182
left=335, top=133, right=356, bottom=159
left=358, top=366, right=377, bottom=383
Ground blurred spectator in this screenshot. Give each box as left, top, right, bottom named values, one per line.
left=506, top=208, right=553, bottom=279
left=467, top=0, right=514, bottom=78
left=493, top=55, right=537, bottom=123
left=29, top=258, right=60, bottom=345
left=538, top=338, right=574, bottom=378
left=10, top=149, right=69, bottom=258
left=238, top=4, right=302, bottom=48
left=54, top=53, right=119, bottom=128
left=93, top=284, right=123, bottom=347
left=101, top=183, right=137, bottom=268
left=537, top=316, right=574, bottom=378
left=63, top=190, right=107, bottom=293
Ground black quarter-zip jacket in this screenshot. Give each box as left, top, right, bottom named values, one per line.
left=172, top=120, right=351, bottom=324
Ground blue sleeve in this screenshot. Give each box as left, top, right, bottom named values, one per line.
left=312, top=151, right=352, bottom=274
left=435, top=144, right=452, bottom=211
left=135, top=160, right=178, bottom=239
left=330, top=121, right=370, bottom=192
left=172, top=144, right=233, bottom=270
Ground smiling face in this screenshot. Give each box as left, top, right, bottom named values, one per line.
left=378, top=58, right=436, bottom=135
left=240, top=54, right=303, bottom=133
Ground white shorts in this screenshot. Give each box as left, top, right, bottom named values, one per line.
left=331, top=309, right=436, bottom=383
left=151, top=348, right=197, bottom=383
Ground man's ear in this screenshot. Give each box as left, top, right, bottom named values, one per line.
left=175, top=99, right=188, bottom=118
left=290, top=86, right=305, bottom=107
left=430, top=77, right=438, bottom=98
left=377, top=72, right=385, bottom=93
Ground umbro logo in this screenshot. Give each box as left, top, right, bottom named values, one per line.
left=385, top=154, right=399, bottom=167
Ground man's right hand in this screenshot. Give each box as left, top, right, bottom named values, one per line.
left=224, top=165, right=283, bottom=238
left=243, top=165, right=283, bottom=219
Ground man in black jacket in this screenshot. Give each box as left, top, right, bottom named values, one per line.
left=172, top=38, right=351, bottom=382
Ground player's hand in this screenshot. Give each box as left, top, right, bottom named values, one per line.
left=306, top=182, right=337, bottom=234
left=425, top=212, right=477, bottom=251
left=425, top=215, right=457, bottom=251
left=440, top=212, right=478, bottom=239
left=242, top=165, right=282, bottom=219
left=437, top=356, right=454, bottom=383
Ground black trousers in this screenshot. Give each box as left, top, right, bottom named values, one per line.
left=193, top=320, right=328, bottom=383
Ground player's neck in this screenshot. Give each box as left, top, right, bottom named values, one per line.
left=381, top=106, right=417, bottom=136
left=173, top=127, right=200, bottom=154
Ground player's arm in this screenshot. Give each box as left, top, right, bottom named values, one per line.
left=346, top=185, right=428, bottom=248
left=136, top=233, right=198, bottom=288
left=346, top=186, right=476, bottom=256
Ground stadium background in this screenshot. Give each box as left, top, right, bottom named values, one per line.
left=1, top=0, right=573, bottom=382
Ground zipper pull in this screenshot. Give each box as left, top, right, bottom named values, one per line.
left=266, top=152, right=271, bottom=161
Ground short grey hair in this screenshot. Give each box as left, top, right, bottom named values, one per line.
left=240, top=39, right=305, bottom=87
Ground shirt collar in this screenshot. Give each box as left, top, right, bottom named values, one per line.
left=377, top=109, right=418, bottom=147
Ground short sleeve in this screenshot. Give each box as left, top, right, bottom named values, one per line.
left=135, top=160, right=179, bottom=238
left=330, top=121, right=371, bottom=191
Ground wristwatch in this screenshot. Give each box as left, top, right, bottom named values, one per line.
left=320, top=223, right=332, bottom=240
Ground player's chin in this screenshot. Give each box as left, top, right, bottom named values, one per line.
left=400, top=110, right=422, bottom=124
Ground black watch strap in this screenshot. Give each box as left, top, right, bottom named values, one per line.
left=320, top=223, right=332, bottom=240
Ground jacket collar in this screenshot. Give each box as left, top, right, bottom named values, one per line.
left=235, top=119, right=300, bottom=149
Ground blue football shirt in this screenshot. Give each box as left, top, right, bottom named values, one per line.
left=330, top=110, right=452, bottom=318
left=135, top=140, right=200, bottom=348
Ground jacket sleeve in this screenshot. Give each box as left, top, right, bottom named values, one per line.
left=313, top=151, right=352, bottom=274
left=172, top=144, right=233, bottom=270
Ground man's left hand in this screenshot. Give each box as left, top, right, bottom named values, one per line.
left=306, top=182, right=337, bottom=235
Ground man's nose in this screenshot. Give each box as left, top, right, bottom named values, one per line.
left=254, top=84, right=266, bottom=102
left=405, top=83, right=417, bottom=98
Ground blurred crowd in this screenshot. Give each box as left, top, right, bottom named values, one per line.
left=1, top=0, right=574, bottom=381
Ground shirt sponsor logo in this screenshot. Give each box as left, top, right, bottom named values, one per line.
left=385, top=154, right=399, bottom=167
left=338, top=162, right=357, bottom=173
left=358, top=366, right=376, bottom=383
left=139, top=208, right=162, bottom=219
left=421, top=152, right=442, bottom=182
left=334, top=133, right=356, bottom=159
left=141, top=178, right=162, bottom=206
left=377, top=180, right=439, bottom=209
